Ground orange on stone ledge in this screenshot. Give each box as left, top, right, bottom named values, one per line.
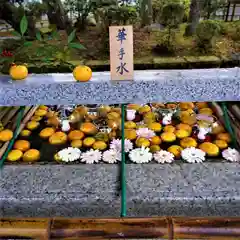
left=73, top=65, right=92, bottom=82
left=9, top=64, right=28, bottom=80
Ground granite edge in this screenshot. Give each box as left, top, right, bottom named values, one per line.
left=1, top=163, right=240, bottom=217
left=0, top=68, right=239, bottom=105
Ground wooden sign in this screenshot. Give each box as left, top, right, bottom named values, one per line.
left=109, top=25, right=134, bottom=81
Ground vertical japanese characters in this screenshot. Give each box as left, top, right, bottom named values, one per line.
left=109, top=25, right=133, bottom=81
left=116, top=28, right=129, bottom=75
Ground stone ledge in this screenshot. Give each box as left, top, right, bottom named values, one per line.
left=1, top=163, right=239, bottom=217
left=0, top=68, right=239, bottom=106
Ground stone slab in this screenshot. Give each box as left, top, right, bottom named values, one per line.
left=0, top=68, right=239, bottom=106
left=1, top=163, right=239, bottom=218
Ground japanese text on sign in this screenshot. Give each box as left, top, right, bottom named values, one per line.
left=109, top=26, right=134, bottom=81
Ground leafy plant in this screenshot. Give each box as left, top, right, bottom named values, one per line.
left=0, top=14, right=86, bottom=70
left=213, top=38, right=234, bottom=59
left=34, top=28, right=86, bottom=64
left=156, top=3, right=184, bottom=54
left=195, top=20, right=220, bottom=52
left=0, top=15, right=32, bottom=66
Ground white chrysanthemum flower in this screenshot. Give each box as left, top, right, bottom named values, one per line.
left=57, top=147, right=81, bottom=162
left=162, top=113, right=173, bottom=125
left=136, top=128, right=155, bottom=139
left=81, top=149, right=102, bottom=164
left=110, top=139, right=133, bottom=153
left=61, top=120, right=71, bottom=132
left=126, top=109, right=136, bottom=121
left=129, top=147, right=152, bottom=163
left=153, top=150, right=175, bottom=163
left=181, top=147, right=206, bottom=163
left=222, top=148, right=240, bottom=162
left=102, top=149, right=121, bottom=163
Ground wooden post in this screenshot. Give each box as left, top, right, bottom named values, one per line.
left=1, top=217, right=240, bottom=239
left=50, top=217, right=169, bottom=239
left=173, top=217, right=240, bottom=239
left=0, top=218, right=50, bottom=240
left=225, top=2, right=231, bottom=21
left=231, top=3, right=236, bottom=21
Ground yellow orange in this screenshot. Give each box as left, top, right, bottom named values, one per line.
left=180, top=137, right=197, bottom=148
left=7, top=149, right=23, bottom=162
left=161, top=132, right=176, bottom=142
left=164, top=125, right=175, bottom=133
left=199, top=142, right=219, bottom=157
left=150, top=136, right=161, bottom=145
left=73, top=65, right=92, bottom=82
left=9, top=64, right=28, bottom=80
left=216, top=132, right=231, bottom=143
left=168, top=145, right=183, bottom=158
left=13, top=140, right=30, bottom=152
left=136, top=137, right=150, bottom=148
left=0, top=129, right=13, bottom=142
left=23, top=149, right=40, bottom=162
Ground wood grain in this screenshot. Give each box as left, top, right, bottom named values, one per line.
left=173, top=217, right=240, bottom=239
left=1, top=217, right=240, bottom=239
left=109, top=25, right=134, bottom=81
left=50, top=217, right=169, bottom=239
left=0, top=218, right=50, bottom=240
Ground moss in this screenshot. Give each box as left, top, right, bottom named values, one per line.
left=184, top=56, right=221, bottom=63
left=0, top=55, right=238, bottom=74
left=153, top=57, right=187, bottom=69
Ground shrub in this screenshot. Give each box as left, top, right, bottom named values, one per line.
left=115, top=6, right=138, bottom=25
left=1, top=39, right=23, bottom=51
left=209, top=20, right=226, bottom=35
left=153, top=0, right=189, bottom=23
left=160, top=2, right=185, bottom=28
left=154, top=3, right=184, bottom=55
left=213, top=38, right=234, bottom=59
left=229, top=23, right=240, bottom=41
left=195, top=20, right=221, bottom=52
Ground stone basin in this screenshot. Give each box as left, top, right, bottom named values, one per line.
left=0, top=68, right=240, bottom=218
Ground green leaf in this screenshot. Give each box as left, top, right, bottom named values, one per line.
left=20, top=15, right=28, bottom=36
left=43, top=58, right=50, bottom=63
left=23, top=41, right=32, bottom=47
left=51, top=30, right=60, bottom=40
left=12, top=31, right=21, bottom=37
left=68, top=29, right=76, bottom=44
left=68, top=42, right=86, bottom=50
left=36, top=31, right=42, bottom=41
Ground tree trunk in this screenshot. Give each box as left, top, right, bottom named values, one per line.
left=0, top=2, right=37, bottom=38
left=42, top=0, right=71, bottom=31
left=141, top=0, right=153, bottom=27
left=184, top=0, right=201, bottom=36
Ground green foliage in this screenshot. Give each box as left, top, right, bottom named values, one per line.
left=207, top=20, right=225, bottom=35
left=153, top=0, right=189, bottom=23
left=155, top=2, right=184, bottom=54
left=36, top=31, right=43, bottom=41
left=222, top=21, right=240, bottom=41
left=201, top=0, right=227, bottom=18
left=68, top=29, right=77, bottom=44
left=213, top=38, right=234, bottom=59
left=25, top=1, right=48, bottom=20
left=195, top=20, right=221, bottom=52
left=20, top=15, right=28, bottom=36
left=160, top=3, right=185, bottom=27
left=113, top=5, right=138, bottom=25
